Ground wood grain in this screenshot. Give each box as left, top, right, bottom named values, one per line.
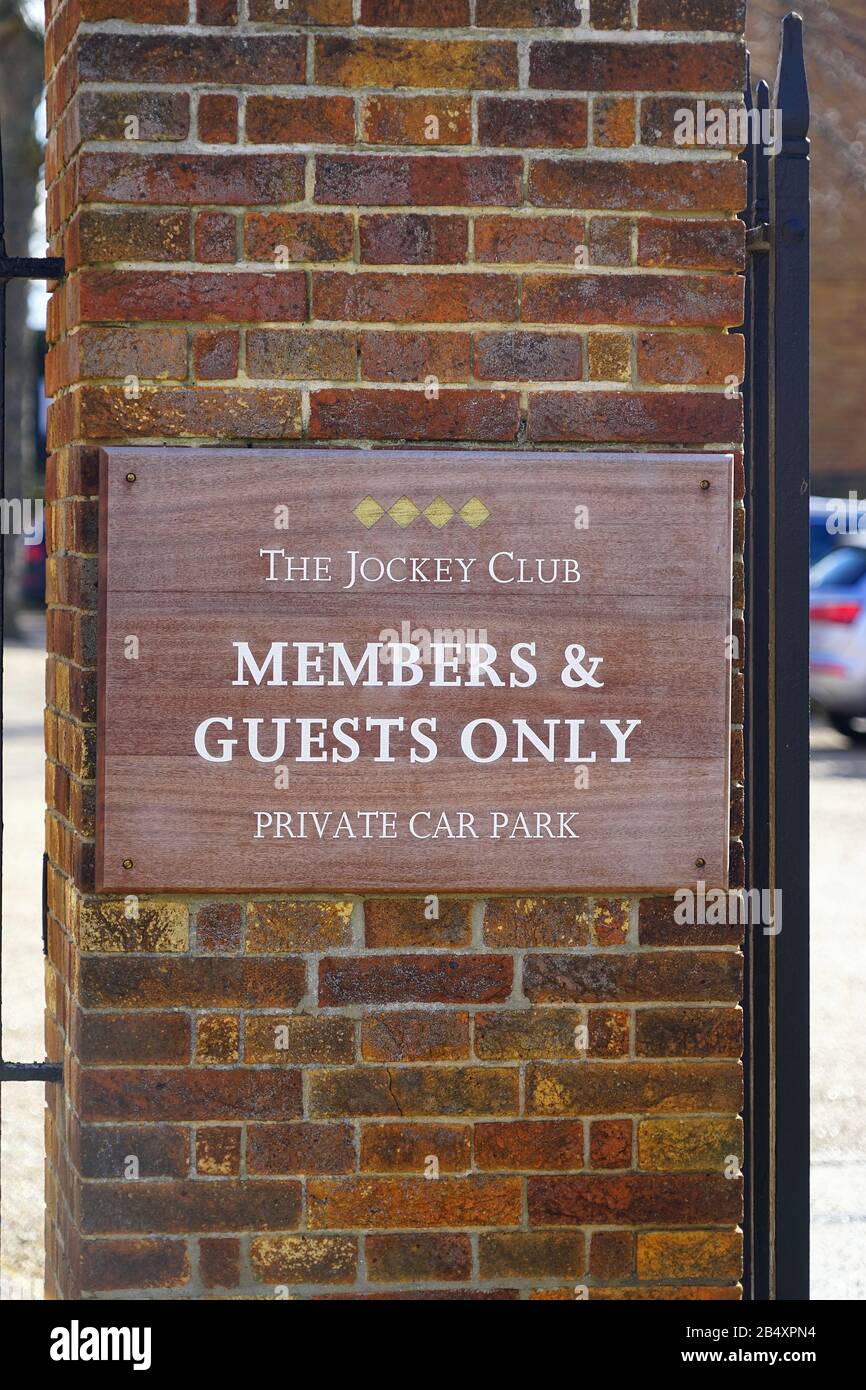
left=97, top=447, right=734, bottom=893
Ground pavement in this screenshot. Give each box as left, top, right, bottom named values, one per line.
left=0, top=617, right=864, bottom=1299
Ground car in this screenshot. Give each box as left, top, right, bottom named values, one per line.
left=809, top=537, right=866, bottom=744
left=809, top=494, right=866, bottom=566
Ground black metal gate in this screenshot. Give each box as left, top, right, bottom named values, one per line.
left=741, top=12, right=811, bottom=1302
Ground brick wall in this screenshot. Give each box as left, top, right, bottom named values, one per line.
left=43, top=0, right=747, bottom=1300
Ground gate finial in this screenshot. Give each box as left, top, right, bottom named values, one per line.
left=775, top=12, right=810, bottom=145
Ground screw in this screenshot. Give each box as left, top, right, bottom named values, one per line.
left=700, top=480, right=711, bottom=491
left=695, top=857, right=706, bottom=869
left=126, top=472, right=136, bottom=483
left=122, top=858, right=134, bottom=870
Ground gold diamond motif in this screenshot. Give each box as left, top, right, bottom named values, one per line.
left=423, top=497, right=455, bottom=529
left=459, top=497, right=490, bottom=528
left=353, top=496, right=385, bottom=529
left=388, top=496, right=421, bottom=528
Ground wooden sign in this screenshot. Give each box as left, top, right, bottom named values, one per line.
left=97, top=447, right=733, bottom=893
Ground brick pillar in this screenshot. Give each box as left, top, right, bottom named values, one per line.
left=44, top=0, right=747, bottom=1300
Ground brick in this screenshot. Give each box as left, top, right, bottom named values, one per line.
left=250, top=1235, right=357, bottom=1285
left=79, top=270, right=306, bottom=324
left=591, top=1284, right=741, bottom=1301
left=529, top=40, right=744, bottom=92
left=637, top=330, right=745, bottom=386
left=639, top=96, right=746, bottom=149
left=588, top=332, right=631, bottom=382
left=309, top=388, right=520, bottom=442
left=588, top=1008, right=630, bottom=1057
left=361, top=0, right=470, bottom=21
left=72, top=1009, right=190, bottom=1066
left=246, top=96, right=355, bottom=145
left=474, top=1008, right=582, bottom=1060
left=81, top=0, right=187, bottom=18
left=360, top=1124, right=471, bottom=1173
left=309, top=1066, right=518, bottom=1117
left=198, top=94, right=237, bottom=145
left=247, top=329, right=357, bottom=381
left=78, top=956, right=305, bottom=1009
left=637, top=1229, right=743, bottom=1281
left=71, top=209, right=190, bottom=265
left=474, top=332, right=582, bottom=382
left=65, top=328, right=188, bottom=384
left=479, top=1231, right=584, bottom=1280
left=246, top=900, right=353, bottom=952
left=590, top=0, right=631, bottom=24
left=196, top=903, right=242, bottom=952
left=638, top=1117, right=743, bottom=1171
left=478, top=97, right=587, bottom=149
left=307, top=1177, right=521, bottom=1229
left=316, top=155, right=522, bottom=207
left=195, top=1126, right=241, bottom=1176
left=592, top=899, right=631, bottom=946
left=195, top=1014, right=240, bottom=1064
left=477, top=0, right=582, bottom=22
left=523, top=951, right=742, bottom=1002
left=522, top=272, right=743, bottom=327
left=361, top=96, right=471, bottom=146
left=530, top=158, right=746, bottom=213
left=314, top=37, right=518, bottom=90
left=81, top=1180, right=302, bottom=1235
left=527, top=1062, right=743, bottom=1115
left=589, top=215, right=632, bottom=266
left=475, top=1120, right=583, bottom=1171
left=593, top=96, right=635, bottom=148
left=528, top=1173, right=742, bottom=1226
left=77, top=91, right=190, bottom=143
left=638, top=895, right=743, bottom=945
left=76, top=386, right=303, bottom=442
left=474, top=215, right=585, bottom=265
left=482, top=896, right=592, bottom=947
left=364, top=898, right=471, bottom=948
left=367, top=1232, right=471, bottom=1283
left=78, top=34, right=306, bottom=85
left=318, top=954, right=512, bottom=1005
left=193, top=330, right=239, bottom=380
left=359, top=214, right=468, bottom=266
left=198, top=0, right=238, bottom=22
left=199, top=1237, right=240, bottom=1289
left=195, top=211, right=238, bottom=264
left=77, top=1125, right=189, bottom=1180
left=244, top=1014, right=354, bottom=1064
left=247, top=1123, right=355, bottom=1175
left=79, top=151, right=305, bottom=206
left=589, top=1119, right=632, bottom=1169
left=314, top=271, right=516, bottom=323
left=638, top=1, right=747, bottom=31
left=244, top=213, right=353, bottom=263
left=249, top=0, right=351, bottom=18
left=360, top=331, right=470, bottom=383
left=81, top=1238, right=189, bottom=1292
left=590, top=1230, right=634, bottom=1281
left=636, top=1007, right=743, bottom=1058
left=528, top=390, right=742, bottom=446
left=638, top=218, right=746, bottom=271
left=78, top=899, right=187, bottom=953
left=79, top=1067, right=302, bottom=1122
left=361, top=1011, right=470, bottom=1062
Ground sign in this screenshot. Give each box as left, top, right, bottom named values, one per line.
left=97, top=447, right=733, bottom=893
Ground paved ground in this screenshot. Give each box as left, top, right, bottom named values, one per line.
left=1, top=619, right=864, bottom=1299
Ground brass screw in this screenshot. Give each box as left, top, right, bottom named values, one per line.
left=695, top=857, right=706, bottom=869
left=126, top=472, right=137, bottom=483
left=700, top=480, right=711, bottom=491
left=122, top=858, right=134, bottom=870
